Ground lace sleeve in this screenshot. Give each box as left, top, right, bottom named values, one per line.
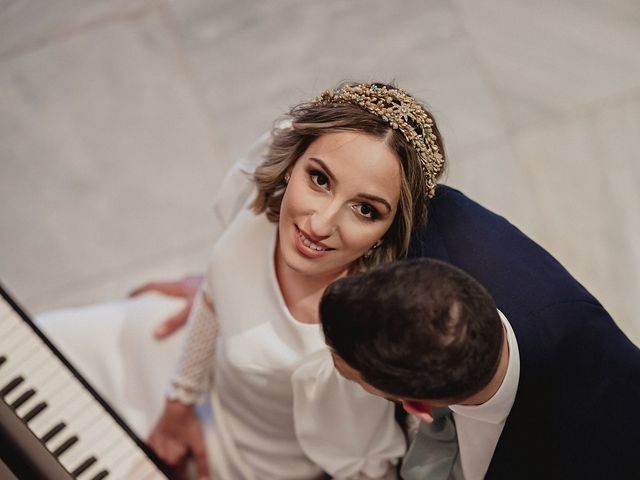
left=165, top=288, right=218, bottom=405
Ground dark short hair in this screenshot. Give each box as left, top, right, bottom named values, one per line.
left=320, top=258, right=503, bottom=401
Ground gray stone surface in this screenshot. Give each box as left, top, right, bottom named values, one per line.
left=1, top=0, right=638, bottom=343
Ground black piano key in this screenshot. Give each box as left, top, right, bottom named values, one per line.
left=23, top=401, right=47, bottom=422
left=91, top=470, right=110, bottom=480
left=70, top=456, right=97, bottom=477
left=52, top=435, right=79, bottom=457
left=41, top=421, right=66, bottom=443
left=0, top=355, right=6, bottom=367
left=10, top=387, right=35, bottom=409
left=0, top=375, right=24, bottom=397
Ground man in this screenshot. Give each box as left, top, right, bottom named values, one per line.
left=320, top=186, right=640, bottom=480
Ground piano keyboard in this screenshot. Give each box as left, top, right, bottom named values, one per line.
left=0, top=285, right=173, bottom=480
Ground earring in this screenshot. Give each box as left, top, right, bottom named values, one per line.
left=364, top=241, right=381, bottom=258
left=284, top=172, right=291, bottom=184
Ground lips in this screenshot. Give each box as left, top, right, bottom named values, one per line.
left=299, top=231, right=329, bottom=251
left=294, top=226, right=333, bottom=258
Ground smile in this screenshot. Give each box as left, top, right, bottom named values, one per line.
left=299, top=231, right=330, bottom=251
left=294, top=226, right=334, bottom=258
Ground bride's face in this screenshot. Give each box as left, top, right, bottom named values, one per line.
left=277, top=131, right=401, bottom=280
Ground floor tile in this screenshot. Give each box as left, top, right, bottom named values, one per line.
left=167, top=0, right=507, bottom=163
left=0, top=0, right=154, bottom=59
left=0, top=10, right=222, bottom=305
left=454, top=0, right=640, bottom=131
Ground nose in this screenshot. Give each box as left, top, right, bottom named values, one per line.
left=308, top=200, right=341, bottom=239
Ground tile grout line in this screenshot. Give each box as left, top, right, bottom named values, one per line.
left=154, top=0, right=221, bottom=157
left=0, top=2, right=157, bottom=64
left=448, top=0, right=640, bottom=155
left=448, top=0, right=516, bottom=144
left=21, top=233, right=219, bottom=309
left=452, top=85, right=640, bottom=162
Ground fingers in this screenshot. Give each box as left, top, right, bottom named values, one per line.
left=191, top=432, right=210, bottom=480
left=148, top=430, right=187, bottom=468
left=148, top=423, right=210, bottom=479
left=153, top=304, right=191, bottom=339
left=158, top=438, right=187, bottom=467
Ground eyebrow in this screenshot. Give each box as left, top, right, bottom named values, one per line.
left=308, top=157, right=393, bottom=213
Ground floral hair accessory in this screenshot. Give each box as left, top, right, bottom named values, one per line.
left=315, top=83, right=444, bottom=198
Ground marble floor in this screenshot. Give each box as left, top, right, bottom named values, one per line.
left=1, top=0, right=639, bottom=345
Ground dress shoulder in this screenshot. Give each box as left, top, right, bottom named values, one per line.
left=291, top=348, right=405, bottom=479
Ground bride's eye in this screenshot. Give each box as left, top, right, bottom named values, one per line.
left=354, top=203, right=379, bottom=220
left=310, top=170, right=330, bottom=189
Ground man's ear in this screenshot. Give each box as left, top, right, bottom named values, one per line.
left=402, top=400, right=434, bottom=424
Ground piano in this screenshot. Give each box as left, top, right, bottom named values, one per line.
left=0, top=284, right=174, bottom=480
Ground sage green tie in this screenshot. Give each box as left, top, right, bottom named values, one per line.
left=400, top=407, right=458, bottom=480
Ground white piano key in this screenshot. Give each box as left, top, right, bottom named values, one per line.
left=133, top=454, right=167, bottom=480
left=0, top=377, right=27, bottom=403
left=0, top=317, right=14, bottom=336
left=2, top=378, right=31, bottom=404
left=48, top=403, right=111, bottom=471
left=66, top=454, right=99, bottom=478
left=29, top=373, right=83, bottom=437
left=30, top=414, right=63, bottom=441
left=110, top=445, right=146, bottom=475
left=52, top=437, right=96, bottom=476
left=97, top=436, right=141, bottom=477
left=122, top=456, right=156, bottom=479
left=14, top=388, right=42, bottom=417
left=70, top=401, right=105, bottom=432
left=84, top=425, right=125, bottom=458
left=17, top=347, right=52, bottom=376
left=0, top=337, right=44, bottom=382
left=33, top=364, right=71, bottom=397
left=76, top=456, right=115, bottom=479
left=28, top=387, right=101, bottom=449
left=76, top=460, right=108, bottom=480
left=45, top=421, right=77, bottom=451
left=0, top=310, right=21, bottom=336
left=48, top=429, right=79, bottom=457
left=0, top=333, right=33, bottom=366
left=29, top=367, right=70, bottom=406
left=64, top=407, right=129, bottom=464
left=45, top=385, right=90, bottom=423
left=70, top=411, right=114, bottom=452
left=117, top=457, right=160, bottom=480
left=57, top=434, right=90, bottom=472
left=0, top=315, right=33, bottom=346
left=0, top=300, right=12, bottom=320
left=2, top=348, right=50, bottom=387
left=20, top=354, right=61, bottom=390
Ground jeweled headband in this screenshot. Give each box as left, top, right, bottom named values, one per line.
left=314, top=83, right=444, bottom=198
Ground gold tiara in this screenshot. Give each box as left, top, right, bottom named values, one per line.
left=314, top=83, right=444, bottom=198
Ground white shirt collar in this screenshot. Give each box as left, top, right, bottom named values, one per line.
left=449, top=310, right=520, bottom=425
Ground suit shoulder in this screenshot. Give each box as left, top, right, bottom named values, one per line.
left=413, top=185, right=595, bottom=309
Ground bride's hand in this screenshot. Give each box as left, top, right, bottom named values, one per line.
left=147, top=399, right=210, bottom=480
left=129, top=275, right=204, bottom=338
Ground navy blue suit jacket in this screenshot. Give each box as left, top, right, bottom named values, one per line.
left=408, top=186, right=640, bottom=479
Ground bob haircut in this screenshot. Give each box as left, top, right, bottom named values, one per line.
left=251, top=82, right=446, bottom=271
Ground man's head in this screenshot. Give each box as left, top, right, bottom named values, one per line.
left=320, top=258, right=504, bottom=418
